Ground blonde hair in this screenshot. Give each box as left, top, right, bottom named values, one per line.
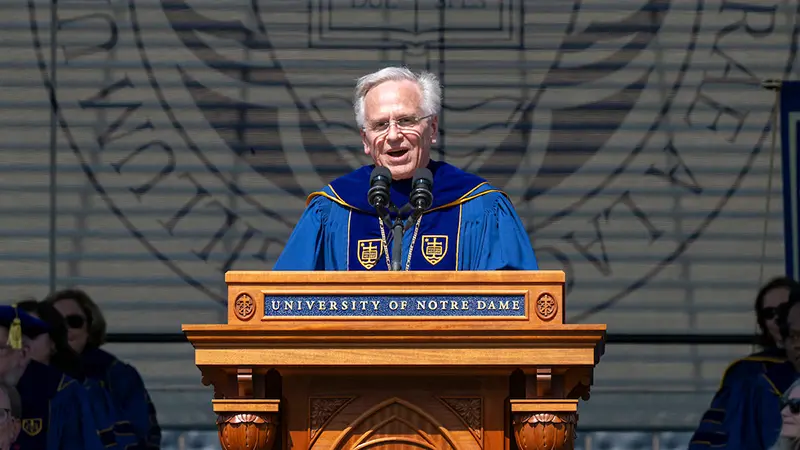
left=770, top=378, right=800, bottom=450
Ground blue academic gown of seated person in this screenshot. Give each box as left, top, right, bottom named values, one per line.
left=14, top=360, right=106, bottom=450
left=688, top=348, right=798, bottom=449
left=274, top=160, right=539, bottom=271
left=82, top=377, right=141, bottom=448
left=83, top=347, right=162, bottom=448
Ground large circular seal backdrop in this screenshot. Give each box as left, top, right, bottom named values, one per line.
left=28, top=0, right=798, bottom=321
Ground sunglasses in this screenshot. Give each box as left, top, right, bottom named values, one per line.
left=763, top=307, right=779, bottom=320
left=783, top=399, right=800, bottom=414
left=64, top=314, right=86, bottom=329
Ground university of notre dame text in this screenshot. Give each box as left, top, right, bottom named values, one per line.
left=269, top=299, right=522, bottom=312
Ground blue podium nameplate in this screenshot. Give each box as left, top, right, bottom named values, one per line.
left=263, top=295, right=526, bottom=318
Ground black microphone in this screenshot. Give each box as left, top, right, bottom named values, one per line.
left=410, top=168, right=434, bottom=211
left=366, top=167, right=401, bottom=271
left=368, top=167, right=392, bottom=210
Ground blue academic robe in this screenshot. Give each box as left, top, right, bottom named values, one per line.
left=82, top=377, right=140, bottom=448
left=274, top=160, right=539, bottom=271
left=688, top=348, right=798, bottom=449
left=14, top=360, right=106, bottom=450
left=82, top=348, right=162, bottom=448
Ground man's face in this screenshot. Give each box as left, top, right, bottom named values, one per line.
left=0, top=328, right=27, bottom=387
left=763, top=286, right=791, bottom=346
left=360, top=79, right=437, bottom=180
left=22, top=311, right=52, bottom=365
left=784, top=305, right=800, bottom=371
left=0, top=388, right=19, bottom=450
left=26, top=334, right=51, bottom=366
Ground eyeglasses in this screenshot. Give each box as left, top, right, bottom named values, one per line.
left=64, top=314, right=86, bottom=329
left=0, top=409, right=10, bottom=423
left=365, top=114, right=434, bottom=134
left=783, top=399, right=800, bottom=414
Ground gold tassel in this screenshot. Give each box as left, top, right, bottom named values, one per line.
left=7, top=305, right=21, bottom=350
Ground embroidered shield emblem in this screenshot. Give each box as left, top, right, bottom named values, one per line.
left=22, top=418, right=42, bottom=437
left=421, top=235, right=448, bottom=266
left=357, top=239, right=383, bottom=270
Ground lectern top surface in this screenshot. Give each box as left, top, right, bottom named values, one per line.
left=225, top=270, right=566, bottom=284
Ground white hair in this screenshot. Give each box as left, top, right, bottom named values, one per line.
left=353, top=66, right=441, bottom=128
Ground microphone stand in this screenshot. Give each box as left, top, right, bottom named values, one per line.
left=388, top=204, right=412, bottom=271
left=404, top=209, right=423, bottom=231
left=385, top=204, right=430, bottom=271
left=375, top=204, right=403, bottom=271
left=390, top=217, right=404, bottom=271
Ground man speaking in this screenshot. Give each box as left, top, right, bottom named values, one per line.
left=274, top=66, right=539, bottom=271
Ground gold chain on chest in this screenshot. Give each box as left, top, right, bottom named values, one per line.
left=378, top=215, right=422, bottom=271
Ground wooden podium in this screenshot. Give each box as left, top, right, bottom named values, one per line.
left=182, top=271, right=606, bottom=450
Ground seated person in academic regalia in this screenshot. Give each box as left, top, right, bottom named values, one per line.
left=0, top=310, right=29, bottom=389
left=44, top=289, right=161, bottom=449
left=689, top=276, right=800, bottom=449
left=0, top=382, right=22, bottom=450
left=769, top=377, right=800, bottom=450
left=17, top=300, right=139, bottom=449
left=0, top=304, right=106, bottom=450
left=273, top=66, right=539, bottom=272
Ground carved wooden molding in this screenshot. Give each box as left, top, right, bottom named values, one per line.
left=200, top=367, right=237, bottom=400
left=512, top=412, right=577, bottom=450
left=216, top=413, right=278, bottom=450
left=514, top=412, right=577, bottom=426
left=350, top=416, right=439, bottom=450
left=561, top=367, right=593, bottom=401
left=438, top=397, right=483, bottom=443
left=567, top=381, right=591, bottom=401
left=309, top=397, right=356, bottom=444
left=329, top=397, right=462, bottom=450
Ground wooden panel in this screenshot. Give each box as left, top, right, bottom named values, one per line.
left=184, top=323, right=606, bottom=336
left=225, top=271, right=565, bottom=285
left=283, top=375, right=508, bottom=450
left=509, top=400, right=578, bottom=413
left=212, top=399, right=281, bottom=413
left=194, top=347, right=598, bottom=368
left=223, top=270, right=569, bottom=329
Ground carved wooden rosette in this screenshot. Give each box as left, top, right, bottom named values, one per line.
left=510, top=400, right=578, bottom=450
left=234, top=293, right=256, bottom=321
left=535, top=293, right=558, bottom=322
left=438, top=397, right=483, bottom=442
left=309, top=397, right=355, bottom=445
left=213, top=399, right=280, bottom=450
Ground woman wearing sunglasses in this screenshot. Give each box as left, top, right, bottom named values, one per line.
left=43, top=289, right=161, bottom=449
left=689, top=276, right=800, bottom=449
left=16, top=299, right=140, bottom=449
left=769, top=377, right=800, bottom=449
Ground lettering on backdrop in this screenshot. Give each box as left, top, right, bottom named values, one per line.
left=29, top=0, right=797, bottom=312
